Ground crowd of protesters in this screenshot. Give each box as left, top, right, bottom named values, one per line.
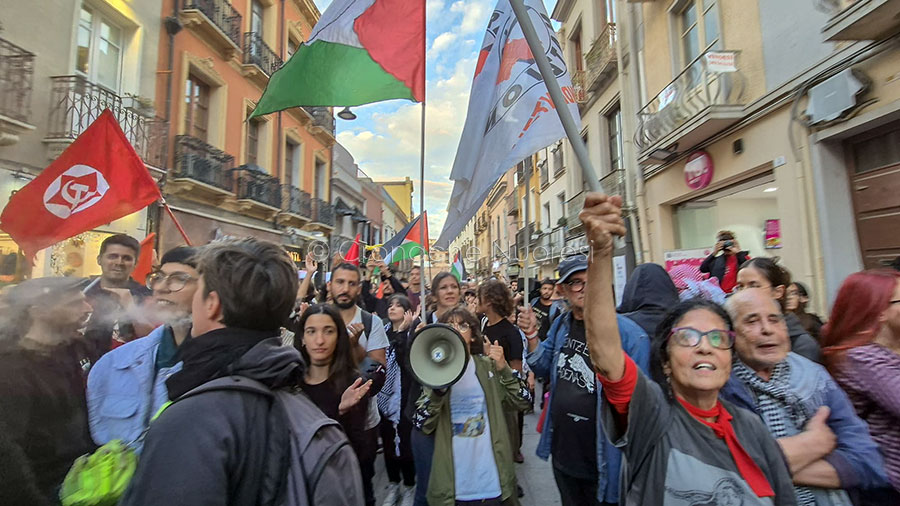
left=1, top=204, right=900, bottom=505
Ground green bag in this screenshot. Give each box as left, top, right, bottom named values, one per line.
left=59, top=440, right=137, bottom=506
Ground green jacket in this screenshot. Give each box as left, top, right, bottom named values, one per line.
left=416, top=356, right=531, bottom=506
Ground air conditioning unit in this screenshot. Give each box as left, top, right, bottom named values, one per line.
left=806, top=69, right=869, bottom=124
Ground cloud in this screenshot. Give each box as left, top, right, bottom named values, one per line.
left=450, top=0, right=491, bottom=34
left=428, top=32, right=458, bottom=60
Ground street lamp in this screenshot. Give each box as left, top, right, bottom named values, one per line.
left=337, top=107, right=357, bottom=121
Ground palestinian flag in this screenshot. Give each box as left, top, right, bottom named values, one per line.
left=450, top=251, right=466, bottom=281
left=250, top=0, right=425, bottom=118
left=383, top=212, right=429, bottom=264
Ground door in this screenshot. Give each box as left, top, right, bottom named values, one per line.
left=847, top=121, right=900, bottom=269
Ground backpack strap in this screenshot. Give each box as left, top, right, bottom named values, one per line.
left=176, top=375, right=274, bottom=401
left=361, top=310, right=374, bottom=341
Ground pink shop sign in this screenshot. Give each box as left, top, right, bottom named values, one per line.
left=685, top=151, right=714, bottom=190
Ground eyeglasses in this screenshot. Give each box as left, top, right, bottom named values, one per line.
left=448, top=322, right=471, bottom=332
left=565, top=279, right=586, bottom=292
left=147, top=271, right=196, bottom=292
left=669, top=327, right=735, bottom=350
left=733, top=282, right=772, bottom=292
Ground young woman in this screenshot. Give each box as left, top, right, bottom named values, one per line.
left=579, top=193, right=796, bottom=505
left=293, top=304, right=374, bottom=481
left=822, top=270, right=900, bottom=501
left=414, top=307, right=532, bottom=506
left=379, top=294, right=418, bottom=506
left=425, top=272, right=462, bottom=324
left=785, top=282, right=824, bottom=342
left=736, top=257, right=821, bottom=363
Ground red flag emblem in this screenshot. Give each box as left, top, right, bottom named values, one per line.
left=0, top=109, right=161, bottom=258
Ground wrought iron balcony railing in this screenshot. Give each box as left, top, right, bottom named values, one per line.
left=516, top=223, right=535, bottom=254
left=312, top=197, right=335, bottom=226
left=174, top=134, right=235, bottom=192
left=303, top=106, right=335, bottom=136
left=182, top=0, right=242, bottom=48
left=242, top=32, right=282, bottom=77
left=584, top=23, right=617, bottom=92
left=600, top=169, right=625, bottom=198
left=0, top=37, right=35, bottom=124
left=233, top=165, right=280, bottom=208
left=635, top=48, right=745, bottom=152
left=566, top=191, right=586, bottom=235
left=282, top=184, right=312, bottom=218
left=47, top=75, right=167, bottom=166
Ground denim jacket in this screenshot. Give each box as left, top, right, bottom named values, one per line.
left=526, top=312, right=650, bottom=504
left=86, top=325, right=182, bottom=452
left=720, top=352, right=890, bottom=505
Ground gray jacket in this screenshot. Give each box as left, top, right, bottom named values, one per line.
left=785, top=312, right=822, bottom=363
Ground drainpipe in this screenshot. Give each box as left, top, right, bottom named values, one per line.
left=159, top=0, right=183, bottom=250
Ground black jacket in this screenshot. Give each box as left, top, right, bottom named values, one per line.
left=0, top=339, right=96, bottom=503
left=362, top=275, right=405, bottom=320
left=699, top=251, right=750, bottom=285
left=617, top=263, right=680, bottom=337
left=120, top=336, right=303, bottom=506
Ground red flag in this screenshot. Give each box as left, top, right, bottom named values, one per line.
left=0, top=110, right=161, bottom=258
left=131, top=233, right=157, bottom=285
left=345, top=234, right=361, bottom=266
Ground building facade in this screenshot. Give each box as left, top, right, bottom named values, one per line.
left=331, top=142, right=366, bottom=256
left=0, top=0, right=167, bottom=279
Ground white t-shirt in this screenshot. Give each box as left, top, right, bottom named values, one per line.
left=349, top=306, right=390, bottom=430
left=449, top=359, right=502, bottom=501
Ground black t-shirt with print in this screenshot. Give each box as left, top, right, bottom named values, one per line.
left=482, top=318, right=524, bottom=364
left=532, top=300, right=554, bottom=340
left=550, top=317, right=598, bottom=479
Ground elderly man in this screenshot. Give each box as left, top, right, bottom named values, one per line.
left=721, top=288, right=888, bottom=505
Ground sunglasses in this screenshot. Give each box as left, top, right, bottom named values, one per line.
left=669, top=327, right=735, bottom=350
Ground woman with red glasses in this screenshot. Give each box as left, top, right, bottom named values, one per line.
left=822, top=269, right=900, bottom=502
left=579, top=193, right=796, bottom=505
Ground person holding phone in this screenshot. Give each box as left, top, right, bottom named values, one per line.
left=700, top=230, right=750, bottom=294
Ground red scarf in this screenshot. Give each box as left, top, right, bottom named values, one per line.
left=676, top=397, right=775, bottom=498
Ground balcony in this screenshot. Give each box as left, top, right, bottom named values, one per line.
left=45, top=75, right=168, bottom=169
left=180, top=0, right=242, bottom=59
left=169, top=134, right=235, bottom=203
left=600, top=169, right=625, bottom=199
left=506, top=193, right=519, bottom=216
left=308, top=197, right=335, bottom=232
left=822, top=0, right=900, bottom=41
left=516, top=223, right=535, bottom=256
left=566, top=191, right=586, bottom=237
left=635, top=49, right=745, bottom=165
left=232, top=165, right=281, bottom=219
left=0, top=37, right=36, bottom=145
left=278, top=185, right=312, bottom=227
left=584, top=23, right=618, bottom=94
left=242, top=32, right=283, bottom=87
left=303, top=106, right=335, bottom=139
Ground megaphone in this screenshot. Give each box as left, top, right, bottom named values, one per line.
left=408, top=324, right=470, bottom=389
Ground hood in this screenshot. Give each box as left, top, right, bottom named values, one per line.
left=231, top=337, right=305, bottom=388
left=618, top=263, right=680, bottom=314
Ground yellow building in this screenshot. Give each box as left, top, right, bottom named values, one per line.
left=377, top=177, right=414, bottom=221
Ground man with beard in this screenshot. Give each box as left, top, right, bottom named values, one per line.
left=331, top=262, right=389, bottom=506
left=0, top=277, right=96, bottom=502
left=87, top=246, right=199, bottom=451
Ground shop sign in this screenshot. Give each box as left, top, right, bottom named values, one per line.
left=664, top=247, right=714, bottom=272
left=283, top=244, right=304, bottom=265
left=764, top=219, right=782, bottom=249
left=705, top=51, right=737, bottom=73
left=685, top=151, right=714, bottom=190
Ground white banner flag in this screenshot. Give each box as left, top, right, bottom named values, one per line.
left=435, top=0, right=580, bottom=248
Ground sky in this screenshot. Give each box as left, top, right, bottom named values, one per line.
left=312, top=0, right=558, bottom=241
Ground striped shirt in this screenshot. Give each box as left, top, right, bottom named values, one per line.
left=835, top=343, right=900, bottom=491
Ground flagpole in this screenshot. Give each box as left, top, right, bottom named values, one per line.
left=160, top=199, right=193, bottom=246
left=419, top=0, right=427, bottom=301
left=523, top=163, right=531, bottom=305
left=508, top=0, right=600, bottom=192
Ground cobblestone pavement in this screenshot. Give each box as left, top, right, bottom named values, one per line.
left=373, top=411, right=562, bottom=506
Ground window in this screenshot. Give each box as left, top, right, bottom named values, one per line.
left=251, top=0, right=264, bottom=35
left=76, top=6, right=123, bottom=90
left=679, top=0, right=719, bottom=67
left=246, top=117, right=261, bottom=165
left=571, top=24, right=583, bottom=71
left=557, top=192, right=566, bottom=222
left=287, top=38, right=299, bottom=60
left=607, top=106, right=623, bottom=172
left=552, top=143, right=564, bottom=174
left=544, top=202, right=552, bottom=230
left=286, top=140, right=301, bottom=186
left=605, top=0, right=617, bottom=25
left=184, top=74, right=210, bottom=141
left=315, top=158, right=327, bottom=198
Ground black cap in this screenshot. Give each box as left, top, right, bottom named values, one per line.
left=557, top=255, right=588, bottom=285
